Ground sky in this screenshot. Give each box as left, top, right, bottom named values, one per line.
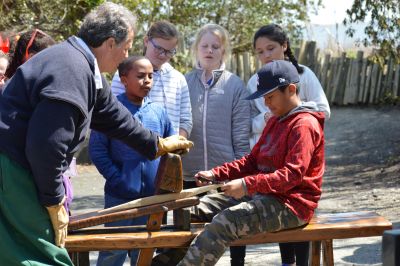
left=309, top=0, right=355, bottom=25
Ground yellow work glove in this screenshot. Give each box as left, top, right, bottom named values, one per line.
left=45, top=196, right=69, bottom=248
left=156, top=135, right=194, bottom=158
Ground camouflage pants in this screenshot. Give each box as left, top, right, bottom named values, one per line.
left=177, top=193, right=307, bottom=266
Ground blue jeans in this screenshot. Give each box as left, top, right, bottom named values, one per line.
left=97, top=193, right=148, bottom=266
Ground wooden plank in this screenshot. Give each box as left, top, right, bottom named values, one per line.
left=393, top=64, right=400, bottom=97
left=369, top=63, right=380, bottom=104
left=363, top=63, right=373, bottom=103
left=66, top=211, right=392, bottom=252
left=320, top=53, right=331, bottom=93
left=237, top=53, right=244, bottom=81
left=298, top=40, right=307, bottom=65
left=68, top=197, right=199, bottom=231
left=254, top=55, right=261, bottom=73
left=326, top=57, right=338, bottom=103
left=307, top=41, right=317, bottom=72
left=98, top=184, right=222, bottom=214
left=385, top=58, right=394, bottom=96
left=358, top=59, right=368, bottom=103
left=243, top=52, right=251, bottom=83
left=137, top=212, right=165, bottom=266
left=345, top=51, right=363, bottom=104
left=322, top=239, right=334, bottom=266
left=336, top=57, right=350, bottom=105
left=311, top=241, right=321, bottom=266
left=343, top=57, right=354, bottom=105
left=230, top=54, right=237, bottom=75
left=331, top=53, right=346, bottom=104
left=375, top=67, right=383, bottom=103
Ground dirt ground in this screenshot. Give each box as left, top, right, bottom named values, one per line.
left=73, top=105, right=400, bottom=265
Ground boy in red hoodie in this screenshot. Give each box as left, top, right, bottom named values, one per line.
left=177, top=60, right=325, bottom=266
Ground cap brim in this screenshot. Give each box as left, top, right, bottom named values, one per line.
left=245, top=86, right=279, bottom=100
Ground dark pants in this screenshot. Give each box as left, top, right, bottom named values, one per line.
left=279, top=242, right=310, bottom=266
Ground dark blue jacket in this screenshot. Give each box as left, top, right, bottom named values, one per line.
left=89, top=95, right=174, bottom=199
left=0, top=37, right=159, bottom=206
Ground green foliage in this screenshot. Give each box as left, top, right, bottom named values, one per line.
left=379, top=92, right=400, bottom=105
left=344, top=0, right=400, bottom=63
left=0, top=0, right=321, bottom=73
left=0, top=0, right=103, bottom=40
left=116, top=0, right=321, bottom=53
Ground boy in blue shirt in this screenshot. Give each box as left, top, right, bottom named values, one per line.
left=89, top=56, right=174, bottom=266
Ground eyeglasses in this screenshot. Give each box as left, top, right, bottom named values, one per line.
left=25, top=29, right=50, bottom=61
left=149, top=38, right=176, bottom=57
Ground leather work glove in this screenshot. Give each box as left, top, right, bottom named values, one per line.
left=156, top=135, right=194, bottom=158
left=45, top=196, right=69, bottom=248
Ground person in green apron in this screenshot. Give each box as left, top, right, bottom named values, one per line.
left=0, top=3, right=192, bottom=265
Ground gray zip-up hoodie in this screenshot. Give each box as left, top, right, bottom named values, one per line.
left=182, top=68, right=251, bottom=181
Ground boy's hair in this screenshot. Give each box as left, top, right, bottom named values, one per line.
left=118, top=55, right=148, bottom=77
left=191, top=24, right=231, bottom=66
left=78, top=2, right=136, bottom=48
left=5, top=29, right=55, bottom=79
left=253, top=24, right=304, bottom=74
left=278, top=84, right=300, bottom=95
left=147, top=20, right=179, bottom=40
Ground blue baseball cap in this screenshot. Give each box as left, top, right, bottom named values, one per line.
left=246, top=60, right=300, bottom=100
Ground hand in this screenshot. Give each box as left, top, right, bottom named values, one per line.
left=45, top=196, right=69, bottom=248
left=156, top=135, right=194, bottom=158
left=194, top=171, right=215, bottom=186
left=221, top=179, right=246, bottom=199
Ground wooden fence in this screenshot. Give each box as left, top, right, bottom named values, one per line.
left=227, top=41, right=400, bottom=105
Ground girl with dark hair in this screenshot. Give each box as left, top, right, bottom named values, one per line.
left=249, top=24, right=330, bottom=149
left=5, top=29, right=55, bottom=79
left=246, top=23, right=330, bottom=266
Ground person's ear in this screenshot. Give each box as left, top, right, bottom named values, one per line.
left=282, top=41, right=288, bottom=52
left=143, top=36, right=149, bottom=47
left=287, top=83, right=297, bottom=95
left=105, top=37, right=116, bottom=50
left=120, top=76, right=128, bottom=88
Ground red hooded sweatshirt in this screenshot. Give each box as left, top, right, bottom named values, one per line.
left=212, top=105, right=325, bottom=222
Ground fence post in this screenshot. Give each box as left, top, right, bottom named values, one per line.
left=298, top=40, right=307, bottom=65
left=344, top=51, right=363, bottom=104
left=243, top=52, right=251, bottom=83
left=307, top=41, right=317, bottom=72
left=237, top=53, right=244, bottom=81
left=384, top=58, right=395, bottom=97
left=393, top=64, right=400, bottom=97
left=320, top=53, right=331, bottom=95
left=331, top=52, right=347, bottom=105
left=358, top=58, right=368, bottom=103
left=369, top=63, right=380, bottom=104
left=230, top=54, right=237, bottom=76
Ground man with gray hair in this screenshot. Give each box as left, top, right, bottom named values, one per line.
left=0, top=2, right=192, bottom=265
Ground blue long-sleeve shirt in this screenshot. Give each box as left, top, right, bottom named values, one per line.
left=89, top=94, right=174, bottom=199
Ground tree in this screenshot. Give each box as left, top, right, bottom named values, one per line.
left=344, top=0, right=400, bottom=62
left=1, top=0, right=321, bottom=71
left=117, top=0, right=321, bottom=53
left=0, top=0, right=103, bottom=40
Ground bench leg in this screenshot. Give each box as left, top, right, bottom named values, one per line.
left=310, top=241, right=321, bottom=266
left=69, top=251, right=90, bottom=266
left=322, top=240, right=334, bottom=266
